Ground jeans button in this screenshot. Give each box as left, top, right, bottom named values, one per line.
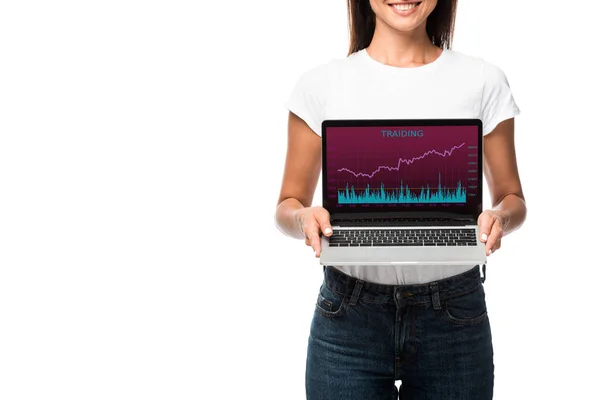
left=395, top=291, right=402, bottom=301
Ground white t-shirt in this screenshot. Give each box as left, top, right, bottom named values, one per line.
left=285, top=48, right=520, bottom=285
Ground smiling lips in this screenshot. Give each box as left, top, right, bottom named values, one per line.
left=389, top=1, right=422, bottom=14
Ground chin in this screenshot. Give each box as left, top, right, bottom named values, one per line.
left=383, top=17, right=426, bottom=33
left=388, top=20, right=423, bottom=32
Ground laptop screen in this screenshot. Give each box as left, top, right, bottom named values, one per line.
left=322, top=120, right=482, bottom=217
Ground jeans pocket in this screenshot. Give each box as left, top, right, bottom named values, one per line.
left=443, top=284, right=488, bottom=325
left=315, top=282, right=347, bottom=318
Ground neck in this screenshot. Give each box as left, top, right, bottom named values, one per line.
left=367, top=18, right=441, bottom=68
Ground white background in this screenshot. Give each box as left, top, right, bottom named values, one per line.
left=0, top=0, right=598, bottom=399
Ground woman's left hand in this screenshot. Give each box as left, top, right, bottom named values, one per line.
left=477, top=210, right=508, bottom=256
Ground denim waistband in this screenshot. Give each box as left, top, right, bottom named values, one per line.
left=323, top=265, right=485, bottom=306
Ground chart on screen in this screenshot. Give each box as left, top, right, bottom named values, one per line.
left=326, top=125, right=479, bottom=208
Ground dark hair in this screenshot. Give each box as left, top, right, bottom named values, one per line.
left=347, top=0, right=458, bottom=55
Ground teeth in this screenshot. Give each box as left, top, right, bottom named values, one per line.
left=393, top=3, right=418, bottom=11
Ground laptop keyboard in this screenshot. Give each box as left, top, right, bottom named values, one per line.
left=328, top=228, right=478, bottom=247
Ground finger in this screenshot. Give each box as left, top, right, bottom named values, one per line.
left=485, top=220, right=503, bottom=256
left=310, top=233, right=322, bottom=258
left=315, top=209, right=333, bottom=236
left=478, top=212, right=493, bottom=243
left=304, top=224, right=322, bottom=256
left=491, top=240, right=502, bottom=254
left=305, top=237, right=310, bottom=247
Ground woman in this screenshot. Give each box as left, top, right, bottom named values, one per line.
left=275, top=0, right=527, bottom=399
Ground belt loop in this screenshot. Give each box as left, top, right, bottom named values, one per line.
left=430, top=282, right=441, bottom=310
left=481, top=263, right=487, bottom=283
left=349, top=279, right=364, bottom=306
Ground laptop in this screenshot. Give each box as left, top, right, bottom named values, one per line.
left=320, top=119, right=487, bottom=266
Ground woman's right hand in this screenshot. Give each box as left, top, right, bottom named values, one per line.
left=294, top=206, right=333, bottom=258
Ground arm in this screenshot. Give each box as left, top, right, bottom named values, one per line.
left=275, top=112, right=333, bottom=256
left=478, top=117, right=527, bottom=255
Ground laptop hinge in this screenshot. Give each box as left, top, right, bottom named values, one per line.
left=330, top=213, right=476, bottom=227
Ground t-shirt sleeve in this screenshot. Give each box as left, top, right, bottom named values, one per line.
left=480, top=61, right=521, bottom=135
left=284, top=65, right=327, bottom=137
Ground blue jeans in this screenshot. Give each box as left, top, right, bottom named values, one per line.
left=306, top=265, right=493, bottom=400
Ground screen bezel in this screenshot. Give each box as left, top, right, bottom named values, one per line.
left=321, top=119, right=483, bottom=219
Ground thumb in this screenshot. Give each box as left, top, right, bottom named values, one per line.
left=316, top=209, right=333, bottom=236
left=478, top=212, right=492, bottom=243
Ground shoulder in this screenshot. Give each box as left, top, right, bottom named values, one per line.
left=445, top=51, right=520, bottom=134
left=446, top=50, right=510, bottom=97
left=293, top=52, right=361, bottom=85
left=443, top=49, right=513, bottom=92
